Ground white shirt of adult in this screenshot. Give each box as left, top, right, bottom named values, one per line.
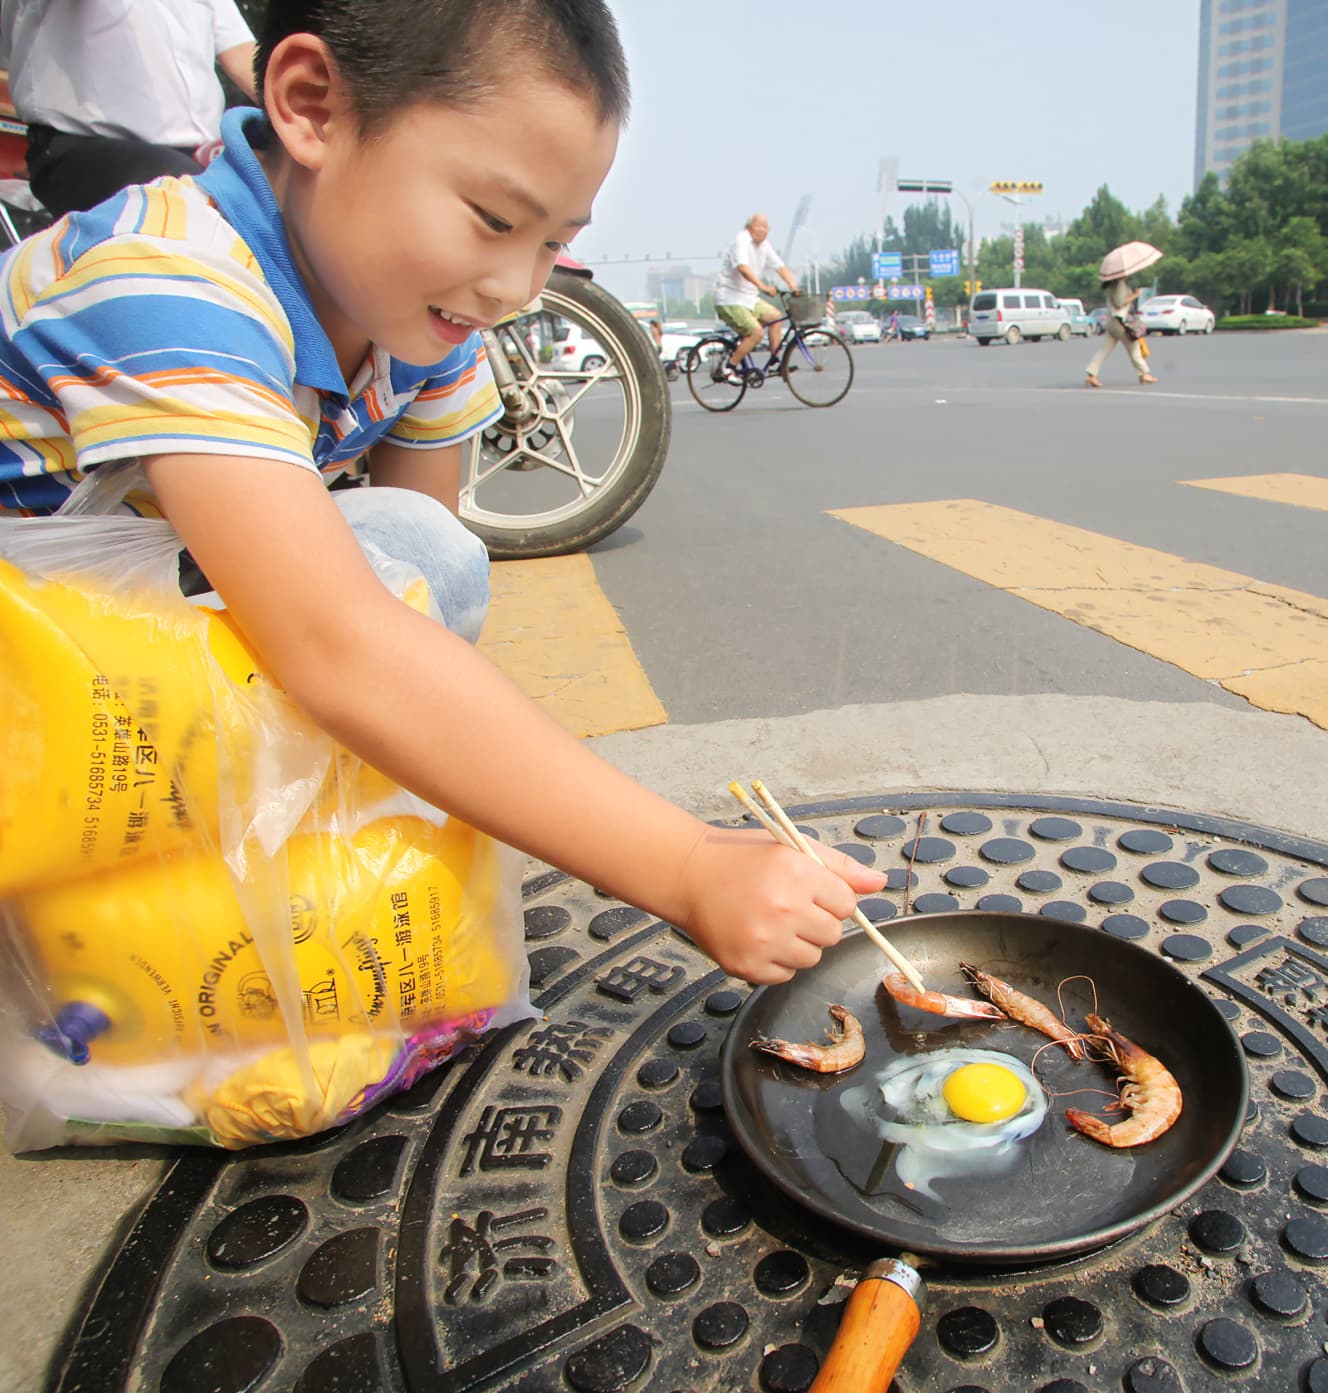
left=714, top=229, right=786, bottom=310
left=2, top=0, right=254, bottom=149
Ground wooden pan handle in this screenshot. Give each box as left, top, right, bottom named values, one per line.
left=809, top=1258, right=924, bottom=1393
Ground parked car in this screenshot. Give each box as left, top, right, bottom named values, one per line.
left=969, top=288, right=1071, bottom=345
left=1087, top=307, right=1109, bottom=335
left=548, top=322, right=608, bottom=371
left=837, top=310, right=883, bottom=344
left=1139, top=295, right=1216, bottom=335
left=656, top=320, right=706, bottom=364
left=1057, top=298, right=1093, bottom=336
left=895, top=314, right=930, bottom=341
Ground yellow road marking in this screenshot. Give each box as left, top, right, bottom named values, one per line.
left=1182, top=473, right=1328, bottom=512
left=829, top=499, right=1328, bottom=730
left=478, top=553, right=667, bottom=738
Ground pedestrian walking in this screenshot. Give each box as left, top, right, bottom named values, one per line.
left=1086, top=241, right=1162, bottom=388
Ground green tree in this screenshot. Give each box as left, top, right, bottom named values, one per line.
left=1274, top=216, right=1328, bottom=315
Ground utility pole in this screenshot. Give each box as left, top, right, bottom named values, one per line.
left=877, top=156, right=899, bottom=252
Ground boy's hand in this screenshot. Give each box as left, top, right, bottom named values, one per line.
left=674, top=827, right=889, bottom=985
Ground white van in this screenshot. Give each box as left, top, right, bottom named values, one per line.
left=969, top=288, right=1071, bottom=345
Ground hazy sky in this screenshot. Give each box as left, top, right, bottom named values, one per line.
left=576, top=1, right=1201, bottom=302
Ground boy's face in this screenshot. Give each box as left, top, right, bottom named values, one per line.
left=284, top=75, right=618, bottom=370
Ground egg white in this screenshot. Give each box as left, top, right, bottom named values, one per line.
left=841, top=1047, right=1047, bottom=1202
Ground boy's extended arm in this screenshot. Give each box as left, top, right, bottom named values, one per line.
left=144, top=453, right=885, bottom=983
left=365, top=440, right=461, bottom=513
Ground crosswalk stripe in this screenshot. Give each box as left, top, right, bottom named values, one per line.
left=478, top=554, right=668, bottom=738
left=1181, top=473, right=1328, bottom=512
left=829, top=499, right=1328, bottom=730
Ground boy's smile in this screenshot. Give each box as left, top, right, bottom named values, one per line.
left=267, top=54, right=618, bottom=377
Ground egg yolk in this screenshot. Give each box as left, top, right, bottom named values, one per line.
left=942, top=1061, right=1027, bottom=1123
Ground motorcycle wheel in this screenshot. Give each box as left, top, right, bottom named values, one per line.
left=460, top=268, right=670, bottom=559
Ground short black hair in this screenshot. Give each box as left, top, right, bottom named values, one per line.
left=257, top=0, right=630, bottom=131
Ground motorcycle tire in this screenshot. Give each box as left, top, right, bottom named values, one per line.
left=460, top=267, right=671, bottom=560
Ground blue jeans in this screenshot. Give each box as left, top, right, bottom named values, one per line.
left=333, top=485, right=490, bottom=643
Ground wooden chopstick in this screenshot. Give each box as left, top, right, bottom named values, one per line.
left=728, top=781, right=927, bottom=993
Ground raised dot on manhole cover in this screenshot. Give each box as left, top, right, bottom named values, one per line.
left=637, top=1059, right=680, bottom=1090
left=936, top=1306, right=999, bottom=1358
left=1221, top=1150, right=1267, bottom=1188
left=588, top=905, right=647, bottom=941
left=1295, top=1164, right=1328, bottom=1205
left=619, top=1200, right=669, bottom=1243
left=1208, top=848, right=1270, bottom=877
left=207, top=1195, right=308, bottom=1270
left=979, top=837, right=1035, bottom=865
left=1189, top=1209, right=1246, bottom=1253
left=1029, top=817, right=1082, bottom=841
left=945, top=865, right=989, bottom=889
left=1089, top=880, right=1133, bottom=905
left=1017, top=869, right=1062, bottom=893
left=1103, top=914, right=1149, bottom=940
left=524, top=904, right=571, bottom=940
left=645, top=1252, right=701, bottom=1297
left=940, top=811, right=993, bottom=835
left=1293, top=1112, right=1328, bottom=1148
left=1118, top=828, right=1173, bottom=854
left=1060, top=846, right=1117, bottom=874
left=901, top=836, right=955, bottom=863
left=1250, top=1269, right=1308, bottom=1318
left=753, top=1250, right=810, bottom=1296
left=528, top=945, right=580, bottom=986
left=610, top=1151, right=657, bottom=1188
left=1297, top=877, right=1328, bottom=907
left=1242, top=1030, right=1282, bottom=1058
left=882, top=870, right=915, bottom=892
left=564, top=1323, right=652, bottom=1393
left=332, top=1138, right=407, bottom=1205
left=1228, top=923, right=1269, bottom=947
left=1214, top=998, right=1240, bottom=1021
left=1197, top=1316, right=1258, bottom=1370
left=977, top=894, right=1022, bottom=913
left=705, top=990, right=743, bottom=1016
left=854, top=814, right=905, bottom=840
left=161, top=1316, right=282, bottom=1393
left=681, top=1135, right=727, bottom=1173
left=1038, top=1382, right=1090, bottom=1393
left=693, top=1300, right=749, bottom=1350
left=858, top=895, right=898, bottom=921
left=690, top=1080, right=723, bottom=1113
left=1041, top=1296, right=1102, bottom=1346
left=834, top=841, right=876, bottom=866
left=1041, top=901, right=1086, bottom=923
left=1133, top=1264, right=1190, bottom=1308
left=1283, top=1214, right=1328, bottom=1262
left=914, top=892, right=960, bottom=914
left=1219, top=885, right=1283, bottom=916
left=1271, top=1070, right=1317, bottom=1101
left=1125, top=1355, right=1183, bottom=1392
left=1160, top=933, right=1211, bottom=961
left=1299, top=917, right=1328, bottom=947
left=294, top=1332, right=381, bottom=1393
left=1308, top=1359, right=1328, bottom=1393
left=297, top=1229, right=379, bottom=1309
left=617, top=1100, right=663, bottom=1133
left=758, top=1343, right=819, bottom=1393
left=1142, top=860, right=1201, bottom=890
left=667, top=1021, right=707, bottom=1050
left=702, top=1196, right=750, bottom=1238
left=1159, top=899, right=1207, bottom=925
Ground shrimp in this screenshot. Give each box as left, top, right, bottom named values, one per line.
left=881, top=973, right=1007, bottom=1021
left=1064, top=1013, right=1182, bottom=1148
left=750, top=1004, right=866, bottom=1073
left=958, top=962, right=1087, bottom=1060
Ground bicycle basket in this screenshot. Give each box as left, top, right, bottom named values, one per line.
left=788, top=295, right=824, bottom=327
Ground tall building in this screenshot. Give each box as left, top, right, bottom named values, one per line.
left=1195, top=0, right=1328, bottom=186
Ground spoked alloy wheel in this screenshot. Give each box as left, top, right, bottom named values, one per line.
left=683, top=335, right=747, bottom=413
left=782, top=329, right=854, bottom=407
left=459, top=269, right=670, bottom=559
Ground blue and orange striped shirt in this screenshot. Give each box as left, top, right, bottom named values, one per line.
left=0, top=107, right=501, bottom=515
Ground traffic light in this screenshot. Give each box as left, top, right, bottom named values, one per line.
left=989, top=180, right=1043, bottom=195
left=925, top=285, right=933, bottom=300
left=963, top=280, right=970, bottom=295
left=964, top=280, right=982, bottom=295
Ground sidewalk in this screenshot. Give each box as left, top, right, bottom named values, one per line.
left=5, top=691, right=1328, bottom=1391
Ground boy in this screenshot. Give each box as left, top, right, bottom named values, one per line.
left=0, top=0, right=883, bottom=984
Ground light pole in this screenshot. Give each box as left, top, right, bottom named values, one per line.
left=988, top=183, right=1043, bottom=289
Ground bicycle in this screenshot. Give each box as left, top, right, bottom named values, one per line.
left=680, top=292, right=854, bottom=413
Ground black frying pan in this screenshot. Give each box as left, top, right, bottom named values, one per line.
left=721, top=911, right=1247, bottom=1265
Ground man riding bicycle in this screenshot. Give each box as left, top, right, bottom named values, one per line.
left=713, top=213, right=799, bottom=379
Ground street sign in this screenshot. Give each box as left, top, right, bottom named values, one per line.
left=1013, top=257, right=1025, bottom=271
left=928, top=249, right=960, bottom=277
left=887, top=284, right=924, bottom=300
left=871, top=252, right=902, bottom=279
left=873, top=282, right=886, bottom=299
left=830, top=285, right=872, bottom=302
left=897, top=179, right=953, bottom=194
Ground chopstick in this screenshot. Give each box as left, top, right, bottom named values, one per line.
left=728, top=780, right=927, bottom=993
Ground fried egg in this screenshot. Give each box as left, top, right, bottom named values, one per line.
left=841, top=1047, right=1047, bottom=1201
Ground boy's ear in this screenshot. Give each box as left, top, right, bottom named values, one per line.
left=262, top=34, right=352, bottom=171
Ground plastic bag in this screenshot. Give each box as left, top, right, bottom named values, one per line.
left=0, top=467, right=532, bottom=1150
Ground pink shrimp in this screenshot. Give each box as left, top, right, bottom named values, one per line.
left=750, top=1004, right=866, bottom=1073
left=958, top=962, right=1087, bottom=1060
left=1065, top=1013, right=1182, bottom=1148
left=881, top=972, right=1007, bottom=1020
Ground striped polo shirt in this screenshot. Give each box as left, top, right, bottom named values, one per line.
left=0, top=107, right=501, bottom=515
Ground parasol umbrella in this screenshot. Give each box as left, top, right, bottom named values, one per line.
left=1099, top=240, right=1163, bottom=281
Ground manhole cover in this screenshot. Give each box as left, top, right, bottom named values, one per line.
left=53, top=794, right=1328, bottom=1393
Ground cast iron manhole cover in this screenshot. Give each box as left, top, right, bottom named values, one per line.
left=52, top=794, right=1328, bottom=1393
